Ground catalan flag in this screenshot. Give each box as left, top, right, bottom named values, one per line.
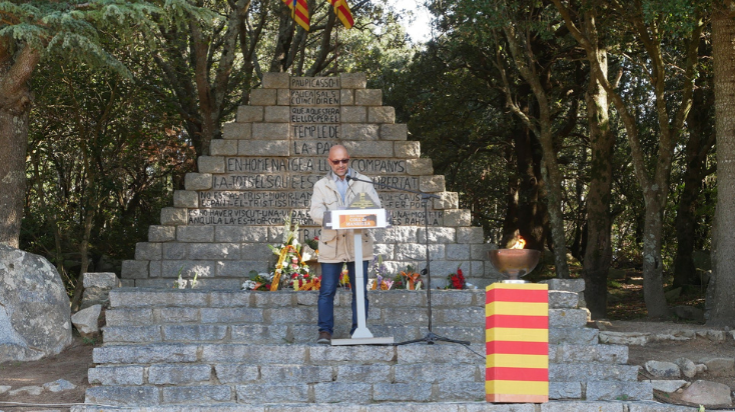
left=283, top=0, right=310, bottom=31
left=328, top=0, right=354, bottom=29
left=485, top=283, right=549, bottom=403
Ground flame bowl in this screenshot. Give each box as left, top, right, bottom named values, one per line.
left=488, top=249, right=542, bottom=280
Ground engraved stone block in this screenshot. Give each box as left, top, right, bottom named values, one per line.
left=406, top=158, right=433, bottom=175
left=434, top=191, right=459, bottom=209
left=342, top=141, right=393, bottom=158
left=149, top=226, right=175, bottom=242
left=420, top=175, right=445, bottom=192
left=177, top=226, right=214, bottom=242
left=443, top=209, right=470, bottom=227
left=135, top=242, right=162, bottom=261
left=342, top=124, right=379, bottom=140
left=355, top=89, right=382, bottom=106
left=173, top=190, right=198, bottom=208
left=380, top=124, right=408, bottom=141
left=340, top=89, right=354, bottom=105
left=341, top=106, right=367, bottom=123
left=394, top=141, right=421, bottom=158
left=264, top=106, right=291, bottom=122
left=368, top=106, right=395, bottom=123
left=197, top=156, right=225, bottom=174
left=210, top=139, right=238, bottom=156
left=340, top=73, right=367, bottom=89
left=291, top=107, right=340, bottom=123
left=292, top=124, right=340, bottom=139
left=457, top=226, right=484, bottom=244
left=250, top=89, right=277, bottom=105
left=237, top=106, right=264, bottom=122
left=160, top=208, right=187, bottom=225
left=121, top=260, right=149, bottom=279
left=252, top=123, right=290, bottom=139
left=222, top=122, right=252, bottom=140
left=263, top=72, right=290, bottom=89
left=277, top=88, right=290, bottom=105
left=291, top=76, right=340, bottom=89
left=162, top=243, right=187, bottom=260
left=239, top=140, right=289, bottom=156
left=185, top=173, right=213, bottom=191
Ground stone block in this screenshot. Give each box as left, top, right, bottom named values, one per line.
left=548, top=382, right=583, bottom=399
left=540, top=402, right=624, bottom=412
left=177, top=226, right=214, bottom=242
left=419, top=176, right=445, bottom=193
left=396, top=343, right=484, bottom=364
left=372, top=383, right=432, bottom=402
left=102, top=326, right=161, bottom=343
left=309, top=346, right=395, bottom=363
left=417, top=227, right=456, bottom=243
left=340, top=73, right=367, bottom=88
left=466, top=404, right=536, bottom=412
left=160, top=208, right=187, bottom=225
left=395, top=364, right=477, bottom=384
left=173, top=190, right=198, bottom=208
left=340, top=89, right=354, bottom=105
left=585, top=380, right=653, bottom=401
left=265, top=307, right=316, bottom=324
left=222, top=122, right=252, bottom=140
left=162, top=242, right=187, bottom=260
left=549, top=290, right=579, bottom=309
left=252, top=123, right=290, bottom=139
left=215, top=226, right=269, bottom=242
left=704, top=357, right=735, bottom=376
left=155, top=307, right=200, bottom=323
left=148, top=364, right=212, bottom=384
left=188, top=243, right=240, bottom=260
left=355, top=89, right=382, bottom=106
left=162, top=385, right=233, bottom=403
left=549, top=363, right=640, bottom=382
left=342, top=140, right=393, bottom=157
left=253, top=292, right=295, bottom=307
left=380, top=124, right=408, bottom=141
left=239, top=139, right=289, bottom=156
left=368, top=107, right=395, bottom=123
left=85, top=386, right=160, bottom=406
left=231, top=324, right=288, bottom=343
left=121, top=260, right=149, bottom=279
left=214, top=364, right=260, bottom=383
left=395, top=243, right=445, bottom=260
left=434, top=381, right=485, bottom=402
left=406, top=158, right=432, bottom=175
left=394, top=141, right=421, bottom=158
left=457, top=227, right=484, bottom=244
left=550, top=343, right=628, bottom=364
left=263, top=72, right=290, bottom=88
left=236, top=384, right=309, bottom=403
left=549, top=327, right=599, bottom=345
left=261, top=365, right=333, bottom=383
left=372, top=226, right=418, bottom=243
left=210, top=139, right=238, bottom=156
left=373, top=243, right=395, bottom=260
left=237, top=106, right=264, bottom=122
left=469, top=243, right=494, bottom=260
left=83, top=272, right=119, bottom=289
left=93, top=344, right=198, bottom=364
left=277, top=88, right=290, bottom=105
left=216, top=261, right=270, bottom=277
left=202, top=344, right=306, bottom=363
left=445, top=244, right=470, bottom=261
left=433, top=191, right=459, bottom=209
left=149, top=225, right=176, bottom=242
left=250, top=89, right=277, bottom=105
left=540, top=278, right=585, bottom=293
left=162, top=325, right=227, bottom=342
left=336, top=364, right=391, bottom=383
left=264, top=106, right=291, bottom=122
left=340, top=106, right=367, bottom=123
left=209, top=291, right=252, bottom=307
left=200, top=308, right=264, bottom=323
left=241, top=242, right=272, bottom=257
left=161, top=260, right=214, bottom=278
left=342, top=124, right=379, bottom=140
left=88, top=365, right=145, bottom=386
left=549, top=308, right=590, bottom=328
left=314, top=383, right=372, bottom=403
left=185, top=173, right=213, bottom=190
left=443, top=209, right=470, bottom=227
left=104, top=308, right=152, bottom=326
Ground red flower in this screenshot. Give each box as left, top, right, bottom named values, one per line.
left=457, top=268, right=463, bottom=277
left=313, top=236, right=319, bottom=241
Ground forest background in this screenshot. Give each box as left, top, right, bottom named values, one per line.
left=3, top=0, right=735, bottom=325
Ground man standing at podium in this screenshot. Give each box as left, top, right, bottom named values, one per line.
left=309, top=145, right=381, bottom=344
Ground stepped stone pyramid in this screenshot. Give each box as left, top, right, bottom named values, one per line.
left=76, top=279, right=655, bottom=410
left=121, top=72, right=497, bottom=289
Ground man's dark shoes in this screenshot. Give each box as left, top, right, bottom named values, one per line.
left=317, top=331, right=331, bottom=344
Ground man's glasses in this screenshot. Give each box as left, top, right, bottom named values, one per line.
left=330, top=158, right=350, bottom=165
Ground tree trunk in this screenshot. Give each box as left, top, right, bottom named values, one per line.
left=708, top=1, right=735, bottom=326
left=641, top=200, right=669, bottom=319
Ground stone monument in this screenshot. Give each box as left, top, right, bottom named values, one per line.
left=121, top=73, right=498, bottom=288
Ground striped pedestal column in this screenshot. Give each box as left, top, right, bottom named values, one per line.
left=485, top=283, right=549, bottom=403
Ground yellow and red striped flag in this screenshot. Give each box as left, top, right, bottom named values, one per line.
left=328, top=0, right=354, bottom=29
left=283, top=0, right=310, bottom=31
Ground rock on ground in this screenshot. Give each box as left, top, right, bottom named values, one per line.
left=0, top=245, right=71, bottom=362
left=9, top=385, right=43, bottom=396
left=679, top=380, right=733, bottom=406
left=43, top=378, right=77, bottom=393
left=644, top=360, right=680, bottom=378
left=71, top=305, right=102, bottom=337
left=674, top=357, right=696, bottom=379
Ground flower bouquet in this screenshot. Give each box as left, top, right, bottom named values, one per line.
left=445, top=265, right=467, bottom=290
left=268, top=212, right=316, bottom=291
left=242, top=270, right=274, bottom=291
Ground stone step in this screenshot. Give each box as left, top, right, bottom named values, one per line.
left=71, top=400, right=708, bottom=412
left=108, top=288, right=580, bottom=310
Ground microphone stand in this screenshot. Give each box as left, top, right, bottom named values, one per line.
left=347, top=175, right=470, bottom=347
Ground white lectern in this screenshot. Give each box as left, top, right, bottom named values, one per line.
left=323, top=208, right=394, bottom=345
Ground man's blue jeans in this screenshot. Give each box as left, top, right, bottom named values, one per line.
left=318, top=261, right=369, bottom=335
